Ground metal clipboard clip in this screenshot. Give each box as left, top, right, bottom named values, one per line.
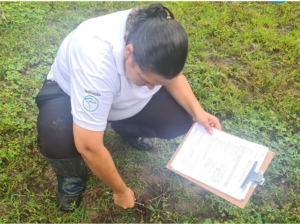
left=241, top=161, right=265, bottom=190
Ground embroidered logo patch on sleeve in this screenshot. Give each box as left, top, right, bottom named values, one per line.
left=83, top=95, right=99, bottom=112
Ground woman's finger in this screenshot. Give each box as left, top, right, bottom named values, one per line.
left=209, top=119, right=221, bottom=130
left=203, top=121, right=213, bottom=134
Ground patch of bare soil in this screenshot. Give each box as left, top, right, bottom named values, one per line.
left=93, top=9, right=108, bottom=17
left=86, top=130, right=217, bottom=221
left=208, top=55, right=251, bottom=78
left=43, top=166, right=58, bottom=190
left=138, top=161, right=213, bottom=219
left=275, top=25, right=294, bottom=36
left=86, top=210, right=98, bottom=222
left=85, top=200, right=101, bottom=222
left=209, top=56, right=238, bottom=68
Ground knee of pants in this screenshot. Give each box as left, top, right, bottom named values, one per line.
left=37, top=110, right=80, bottom=159
left=155, top=115, right=194, bottom=140
left=111, top=123, right=158, bottom=138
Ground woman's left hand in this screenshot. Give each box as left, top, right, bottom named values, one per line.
left=194, top=110, right=221, bottom=134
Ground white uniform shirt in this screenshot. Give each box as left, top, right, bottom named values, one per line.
left=47, top=9, right=162, bottom=131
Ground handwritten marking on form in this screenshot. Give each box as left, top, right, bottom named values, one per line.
left=171, top=123, right=269, bottom=200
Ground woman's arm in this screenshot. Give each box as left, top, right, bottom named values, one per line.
left=73, top=122, right=135, bottom=209
left=164, top=73, right=221, bottom=134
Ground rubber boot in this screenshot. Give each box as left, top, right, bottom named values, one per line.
left=111, top=123, right=157, bottom=151
left=43, top=156, right=88, bottom=211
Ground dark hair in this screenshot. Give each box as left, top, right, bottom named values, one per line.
left=125, top=4, right=188, bottom=79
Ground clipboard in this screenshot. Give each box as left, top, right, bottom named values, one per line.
left=166, top=123, right=275, bottom=208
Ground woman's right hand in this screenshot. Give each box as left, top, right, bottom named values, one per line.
left=113, top=187, right=135, bottom=209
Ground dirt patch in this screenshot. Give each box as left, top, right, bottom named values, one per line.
left=86, top=210, right=98, bottom=222
left=139, top=161, right=210, bottom=217
left=43, top=166, right=58, bottom=190
left=93, top=9, right=109, bottom=17
left=168, top=183, right=206, bottom=215
left=217, top=56, right=238, bottom=68
left=96, top=129, right=217, bottom=221
left=135, top=165, right=164, bottom=197
left=275, top=25, right=294, bottom=36
left=0, top=204, right=6, bottom=214
left=85, top=200, right=102, bottom=222
left=208, top=56, right=251, bottom=74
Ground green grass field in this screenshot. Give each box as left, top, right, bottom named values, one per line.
left=0, top=1, right=299, bottom=223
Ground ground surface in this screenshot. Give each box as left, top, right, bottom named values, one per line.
left=0, top=2, right=300, bottom=223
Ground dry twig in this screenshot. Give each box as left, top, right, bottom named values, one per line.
left=0, top=3, right=7, bottom=22
left=144, top=187, right=171, bottom=203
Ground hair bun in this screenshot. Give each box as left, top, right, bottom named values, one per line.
left=125, top=4, right=175, bottom=43
left=146, top=3, right=168, bottom=19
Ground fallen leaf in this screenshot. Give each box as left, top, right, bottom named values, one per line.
left=264, top=23, right=269, bottom=30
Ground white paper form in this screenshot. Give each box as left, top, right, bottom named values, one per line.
left=171, top=123, right=269, bottom=200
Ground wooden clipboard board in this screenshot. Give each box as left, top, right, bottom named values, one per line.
left=166, top=123, right=275, bottom=208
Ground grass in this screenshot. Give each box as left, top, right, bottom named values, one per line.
left=0, top=1, right=299, bottom=223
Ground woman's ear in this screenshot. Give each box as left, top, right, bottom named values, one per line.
left=124, top=44, right=134, bottom=59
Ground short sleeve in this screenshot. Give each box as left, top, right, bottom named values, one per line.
left=69, top=38, right=118, bottom=131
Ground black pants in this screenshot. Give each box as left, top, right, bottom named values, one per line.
left=36, top=80, right=194, bottom=159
